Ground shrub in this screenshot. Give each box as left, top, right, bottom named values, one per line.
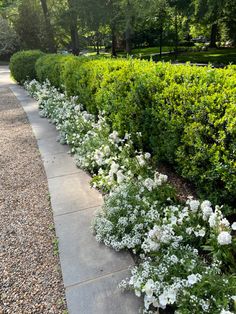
left=22, top=53, right=236, bottom=209
left=62, top=57, right=126, bottom=114
left=10, top=50, right=44, bottom=84
left=35, top=54, right=75, bottom=89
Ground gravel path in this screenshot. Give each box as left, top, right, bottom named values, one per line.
left=0, top=88, right=67, bottom=313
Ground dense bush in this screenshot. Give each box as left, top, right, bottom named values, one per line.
left=62, top=57, right=126, bottom=114
left=11, top=50, right=236, bottom=208
left=35, top=54, right=74, bottom=89
left=10, top=50, right=44, bottom=84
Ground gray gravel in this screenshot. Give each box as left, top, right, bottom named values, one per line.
left=0, top=88, right=67, bottom=313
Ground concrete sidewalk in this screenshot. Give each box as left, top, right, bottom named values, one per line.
left=0, top=67, right=142, bottom=314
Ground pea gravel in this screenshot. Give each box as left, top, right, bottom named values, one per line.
left=0, top=88, right=67, bottom=313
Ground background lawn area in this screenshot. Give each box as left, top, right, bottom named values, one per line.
left=84, top=47, right=236, bottom=66
left=161, top=48, right=236, bottom=65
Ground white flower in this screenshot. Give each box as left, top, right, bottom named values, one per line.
left=136, top=155, right=146, bottom=167
left=201, top=201, right=213, bottom=220
left=159, top=293, right=168, bottom=309
left=231, top=222, right=236, bottom=230
left=109, top=130, right=120, bottom=143
left=143, top=178, right=155, bottom=191
left=154, top=172, right=168, bottom=186
left=201, top=200, right=212, bottom=210
left=103, top=145, right=110, bottom=156
left=198, top=229, right=206, bottom=237
left=208, top=213, right=217, bottom=227
left=144, top=152, right=151, bottom=159
left=187, top=274, right=201, bottom=285
left=109, top=162, right=119, bottom=175
left=220, top=310, right=234, bottom=314
left=116, top=170, right=125, bottom=184
left=186, top=227, right=193, bottom=235
left=144, top=279, right=155, bottom=297
left=170, top=255, right=178, bottom=264
left=188, top=200, right=200, bottom=212
left=217, top=231, right=232, bottom=245
left=221, top=218, right=230, bottom=227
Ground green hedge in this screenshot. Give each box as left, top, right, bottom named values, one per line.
left=10, top=50, right=44, bottom=84
left=10, top=51, right=236, bottom=208
left=35, top=54, right=75, bottom=89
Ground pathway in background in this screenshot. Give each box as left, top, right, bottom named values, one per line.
left=0, top=67, right=142, bottom=314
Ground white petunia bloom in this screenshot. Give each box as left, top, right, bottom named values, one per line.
left=202, top=204, right=213, bottom=221
left=144, top=279, right=155, bottom=297
left=109, top=162, right=119, bottom=175
left=208, top=213, right=217, bottom=227
left=220, top=310, right=234, bottom=314
left=137, top=155, right=146, bottom=167
left=159, top=293, right=168, bottom=309
left=187, top=274, right=201, bottom=285
left=154, top=172, right=168, bottom=186
left=187, top=199, right=200, bottom=212
left=231, top=222, right=236, bottom=230
left=201, top=200, right=212, bottom=210
left=217, top=231, right=232, bottom=245
left=116, top=170, right=125, bottom=184
left=109, top=130, right=120, bottom=143
left=144, top=152, right=151, bottom=159
left=221, top=218, right=230, bottom=227
left=143, top=178, right=155, bottom=191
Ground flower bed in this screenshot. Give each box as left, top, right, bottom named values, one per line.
left=24, top=79, right=236, bottom=314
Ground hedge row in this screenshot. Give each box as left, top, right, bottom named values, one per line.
left=9, top=50, right=45, bottom=84
left=10, top=51, right=236, bottom=210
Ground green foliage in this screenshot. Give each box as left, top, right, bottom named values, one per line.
left=10, top=50, right=44, bottom=83
left=18, top=51, right=236, bottom=209
left=35, top=54, right=74, bottom=88
left=62, top=57, right=125, bottom=114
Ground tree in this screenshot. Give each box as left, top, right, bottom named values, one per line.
left=147, top=0, right=170, bottom=57
left=40, top=0, right=56, bottom=52
left=0, top=16, right=19, bottom=57
left=15, top=0, right=44, bottom=50
left=78, top=0, right=106, bottom=54
left=67, top=0, right=80, bottom=55
left=105, top=0, right=124, bottom=56
left=193, top=0, right=226, bottom=47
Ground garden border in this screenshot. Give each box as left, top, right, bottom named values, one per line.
left=1, top=66, right=142, bottom=314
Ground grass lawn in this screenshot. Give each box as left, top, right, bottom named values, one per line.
left=81, top=46, right=236, bottom=66
left=161, top=48, right=236, bottom=65
left=122, top=46, right=173, bottom=55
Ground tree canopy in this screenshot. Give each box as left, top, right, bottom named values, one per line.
left=0, top=0, right=235, bottom=57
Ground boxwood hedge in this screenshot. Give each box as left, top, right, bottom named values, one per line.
left=10, top=51, right=236, bottom=209
left=10, top=50, right=44, bottom=84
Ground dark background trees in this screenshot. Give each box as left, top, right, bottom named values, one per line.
left=0, top=0, right=235, bottom=58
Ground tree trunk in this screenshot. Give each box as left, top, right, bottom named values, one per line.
left=111, top=26, right=117, bottom=57
left=68, top=0, right=80, bottom=55
left=40, top=0, right=56, bottom=52
left=125, top=27, right=132, bottom=54
left=70, top=23, right=80, bottom=55
left=159, top=24, right=163, bottom=58
left=210, top=23, right=218, bottom=48
left=96, top=32, right=100, bottom=55
left=174, top=8, right=178, bottom=60
left=125, top=0, right=132, bottom=54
